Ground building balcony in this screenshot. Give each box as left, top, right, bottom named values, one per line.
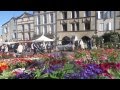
left=82, top=18, right=91, bottom=23
left=69, top=19, right=79, bottom=24
left=18, top=29, right=34, bottom=33
left=60, top=20, right=67, bottom=24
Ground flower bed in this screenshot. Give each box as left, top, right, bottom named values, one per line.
left=0, top=49, right=120, bottom=79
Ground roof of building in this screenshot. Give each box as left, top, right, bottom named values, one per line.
left=2, top=17, right=16, bottom=26
left=16, top=12, right=33, bottom=19
left=2, top=12, right=33, bottom=27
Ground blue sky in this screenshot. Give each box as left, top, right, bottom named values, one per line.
left=0, top=11, right=33, bottom=35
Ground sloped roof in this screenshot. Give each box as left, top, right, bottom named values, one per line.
left=16, top=12, right=33, bottom=19
left=2, top=17, right=16, bottom=26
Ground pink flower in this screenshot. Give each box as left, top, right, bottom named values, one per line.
left=100, top=55, right=108, bottom=60
left=115, top=63, right=120, bottom=69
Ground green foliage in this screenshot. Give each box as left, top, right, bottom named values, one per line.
left=49, top=70, right=64, bottom=79
left=16, top=62, right=27, bottom=68
left=102, top=32, right=120, bottom=43
left=33, top=69, right=43, bottom=79
left=75, top=51, right=86, bottom=59
left=0, top=70, right=13, bottom=79
left=9, top=64, right=17, bottom=70
left=108, top=69, right=120, bottom=79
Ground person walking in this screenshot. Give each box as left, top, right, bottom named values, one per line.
left=17, top=43, right=23, bottom=54
left=33, top=43, right=37, bottom=55
left=1, top=45, right=5, bottom=53
left=31, top=43, right=34, bottom=53
left=5, top=45, right=8, bottom=53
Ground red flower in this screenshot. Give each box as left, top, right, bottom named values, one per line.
left=115, top=63, right=120, bottom=69
left=99, top=63, right=116, bottom=72
left=102, top=72, right=114, bottom=79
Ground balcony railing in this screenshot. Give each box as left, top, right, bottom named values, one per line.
left=60, top=20, right=67, bottom=24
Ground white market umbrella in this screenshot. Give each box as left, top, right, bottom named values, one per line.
left=33, top=35, right=54, bottom=42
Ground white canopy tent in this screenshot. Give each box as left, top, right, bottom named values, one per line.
left=32, top=35, right=54, bottom=42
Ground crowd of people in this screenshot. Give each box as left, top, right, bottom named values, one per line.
left=0, top=39, right=97, bottom=58
left=0, top=42, right=54, bottom=57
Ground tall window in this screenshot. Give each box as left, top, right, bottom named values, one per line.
left=72, top=23, right=75, bottom=31
left=105, top=11, right=113, bottom=19
left=106, top=23, right=109, bottom=30
left=99, top=23, right=104, bottom=31
left=28, top=23, right=31, bottom=39
left=22, top=24, right=25, bottom=40
left=62, top=12, right=67, bottom=19
left=116, top=11, right=120, bottom=17
left=85, top=21, right=90, bottom=30
left=62, top=23, right=67, bottom=31
left=41, top=15, right=44, bottom=24
left=85, top=11, right=91, bottom=17
left=98, top=11, right=104, bottom=19
left=100, top=11, right=104, bottom=19
left=12, top=34, right=15, bottom=38
left=50, top=13, right=54, bottom=23
left=72, top=11, right=75, bottom=19
left=44, top=25, right=47, bottom=35
left=22, top=25, right=24, bottom=32
left=109, top=11, right=113, bottom=18
left=119, top=21, right=120, bottom=29
left=71, top=11, right=79, bottom=18
left=106, top=22, right=112, bottom=30
left=28, top=24, right=30, bottom=30
left=51, top=24, right=54, bottom=34
left=76, top=22, right=79, bottom=31
left=76, top=11, right=79, bottom=18
left=44, top=14, right=47, bottom=24
left=14, top=33, right=17, bottom=38
left=40, top=26, right=43, bottom=35
left=38, top=15, right=40, bottom=24
left=4, top=28, right=7, bottom=33
left=24, top=24, right=28, bottom=31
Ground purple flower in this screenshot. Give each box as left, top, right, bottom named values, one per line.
left=64, top=72, right=80, bottom=79
left=15, top=72, right=34, bottom=79
left=50, top=64, right=63, bottom=71
left=42, top=69, right=53, bottom=74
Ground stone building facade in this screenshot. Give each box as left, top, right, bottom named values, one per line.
left=1, top=11, right=120, bottom=45
left=115, top=11, right=120, bottom=33
left=2, top=17, right=17, bottom=42
left=16, top=12, right=34, bottom=41
left=56, top=11, right=96, bottom=45
left=33, top=11, right=56, bottom=39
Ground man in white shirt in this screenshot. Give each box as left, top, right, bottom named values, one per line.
left=17, top=43, right=23, bottom=54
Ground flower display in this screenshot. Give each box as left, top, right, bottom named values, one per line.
left=0, top=62, right=9, bottom=73
left=0, top=49, right=120, bottom=79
